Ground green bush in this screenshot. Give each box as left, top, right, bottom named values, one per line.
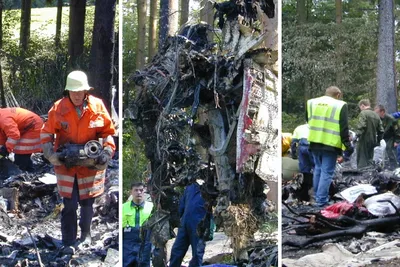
left=122, top=119, right=148, bottom=201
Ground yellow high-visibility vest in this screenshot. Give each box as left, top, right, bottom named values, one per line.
left=307, top=96, right=345, bottom=149
left=122, top=201, right=153, bottom=228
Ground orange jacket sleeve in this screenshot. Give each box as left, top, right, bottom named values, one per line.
left=40, top=103, right=58, bottom=144
left=0, top=116, right=21, bottom=152
left=96, top=101, right=116, bottom=154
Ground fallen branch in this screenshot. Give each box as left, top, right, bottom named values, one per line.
left=26, top=226, right=44, bottom=267
left=283, top=214, right=400, bottom=248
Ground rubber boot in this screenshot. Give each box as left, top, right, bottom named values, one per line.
left=78, top=231, right=92, bottom=249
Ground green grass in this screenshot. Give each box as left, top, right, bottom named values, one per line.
left=260, top=212, right=278, bottom=235
left=6, top=7, right=95, bottom=40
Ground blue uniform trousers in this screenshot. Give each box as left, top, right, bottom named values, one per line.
left=169, top=221, right=205, bottom=267
left=123, top=227, right=151, bottom=267
left=61, top=177, right=94, bottom=246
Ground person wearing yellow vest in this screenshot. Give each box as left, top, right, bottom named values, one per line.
left=356, top=99, right=384, bottom=168
left=290, top=123, right=314, bottom=201
left=123, top=182, right=154, bottom=267
left=307, top=86, right=353, bottom=207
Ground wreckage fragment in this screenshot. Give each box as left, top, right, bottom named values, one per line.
left=128, top=0, right=278, bottom=263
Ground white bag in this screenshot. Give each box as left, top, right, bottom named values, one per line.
left=364, top=192, right=400, bottom=216
left=373, top=139, right=386, bottom=165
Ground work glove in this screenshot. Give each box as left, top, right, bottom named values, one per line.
left=95, top=147, right=113, bottom=170
left=343, top=146, right=354, bottom=162
left=0, top=145, right=8, bottom=157
left=42, top=142, right=63, bottom=166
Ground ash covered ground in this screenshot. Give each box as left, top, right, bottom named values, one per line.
left=0, top=154, right=119, bottom=267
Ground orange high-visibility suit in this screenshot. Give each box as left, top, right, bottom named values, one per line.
left=0, top=107, right=43, bottom=154
left=41, top=95, right=116, bottom=200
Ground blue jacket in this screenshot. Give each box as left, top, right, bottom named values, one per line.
left=180, top=183, right=206, bottom=226
left=392, top=112, right=400, bottom=119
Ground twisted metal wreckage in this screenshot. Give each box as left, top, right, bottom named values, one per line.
left=127, top=0, right=278, bottom=264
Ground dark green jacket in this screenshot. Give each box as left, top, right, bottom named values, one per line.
left=355, top=108, right=384, bottom=168
left=355, top=109, right=384, bottom=144
left=381, top=113, right=400, bottom=143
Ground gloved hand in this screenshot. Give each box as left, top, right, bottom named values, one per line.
left=95, top=148, right=113, bottom=170
left=42, top=142, right=63, bottom=166
left=0, top=146, right=8, bottom=157
left=343, top=146, right=354, bottom=161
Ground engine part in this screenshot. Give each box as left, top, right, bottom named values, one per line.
left=58, top=140, right=103, bottom=168
left=84, top=140, right=103, bottom=158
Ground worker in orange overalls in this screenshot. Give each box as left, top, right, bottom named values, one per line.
left=41, top=70, right=116, bottom=252
left=0, top=107, right=43, bottom=171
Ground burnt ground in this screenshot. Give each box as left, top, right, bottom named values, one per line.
left=0, top=155, right=119, bottom=267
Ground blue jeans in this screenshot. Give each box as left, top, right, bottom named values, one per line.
left=311, top=150, right=337, bottom=206
left=298, top=145, right=314, bottom=173
left=397, top=145, right=400, bottom=164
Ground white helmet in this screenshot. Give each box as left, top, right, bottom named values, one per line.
left=65, top=71, right=93, bottom=91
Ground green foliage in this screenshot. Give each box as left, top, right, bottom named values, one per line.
left=122, top=119, right=148, bottom=201
left=122, top=0, right=138, bottom=78
left=0, top=7, right=97, bottom=114
left=260, top=212, right=278, bottom=236
left=282, top=112, right=304, bottom=133
left=283, top=0, right=379, bottom=122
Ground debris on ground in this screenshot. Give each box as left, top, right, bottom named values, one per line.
left=127, top=0, right=278, bottom=265
left=282, top=163, right=400, bottom=266
left=0, top=154, right=119, bottom=266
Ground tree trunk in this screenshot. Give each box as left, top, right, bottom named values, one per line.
left=136, top=0, right=147, bottom=69
left=89, top=0, right=116, bottom=112
left=159, top=0, right=169, bottom=47
left=180, top=0, right=189, bottom=26
left=68, top=0, right=86, bottom=68
left=376, top=0, right=396, bottom=113
left=297, top=0, right=308, bottom=105
left=148, top=0, right=158, bottom=60
left=20, top=0, right=31, bottom=52
left=200, top=0, right=213, bottom=40
left=55, top=0, right=63, bottom=48
left=200, top=0, right=207, bottom=22
left=168, top=0, right=178, bottom=35
left=296, top=0, right=306, bottom=23
left=335, top=0, right=342, bottom=86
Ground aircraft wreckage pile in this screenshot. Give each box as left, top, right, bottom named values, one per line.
left=0, top=156, right=119, bottom=266
left=127, top=0, right=278, bottom=264
left=282, top=164, right=400, bottom=266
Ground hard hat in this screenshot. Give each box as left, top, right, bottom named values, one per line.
left=65, top=71, right=93, bottom=91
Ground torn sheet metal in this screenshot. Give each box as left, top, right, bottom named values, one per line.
left=236, top=60, right=278, bottom=179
